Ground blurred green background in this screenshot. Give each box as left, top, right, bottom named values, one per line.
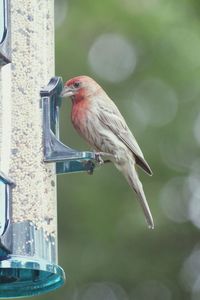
left=47, top=0, right=200, bottom=299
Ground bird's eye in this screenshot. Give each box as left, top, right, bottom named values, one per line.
left=74, top=82, right=80, bottom=88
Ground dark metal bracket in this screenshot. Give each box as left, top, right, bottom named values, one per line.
left=41, top=76, right=103, bottom=174
left=0, top=0, right=11, bottom=66
left=0, top=171, right=15, bottom=256
left=0, top=172, right=15, bottom=237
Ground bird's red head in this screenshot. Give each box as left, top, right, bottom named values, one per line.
left=61, top=75, right=101, bottom=102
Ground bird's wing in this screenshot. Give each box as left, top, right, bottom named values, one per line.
left=97, top=99, right=152, bottom=175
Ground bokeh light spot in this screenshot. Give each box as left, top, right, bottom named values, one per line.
left=187, top=158, right=200, bottom=228
left=78, top=282, right=128, bottom=300
left=88, top=33, right=137, bottom=83
left=159, top=140, right=196, bottom=172
left=131, top=280, right=171, bottom=300
left=159, top=177, right=190, bottom=223
left=132, top=78, right=178, bottom=127
left=188, top=190, right=200, bottom=229
left=180, top=246, right=200, bottom=291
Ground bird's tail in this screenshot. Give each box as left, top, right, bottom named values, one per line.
left=116, top=159, right=154, bottom=229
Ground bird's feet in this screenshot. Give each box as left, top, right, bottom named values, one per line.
left=95, top=152, right=104, bottom=165
left=85, top=152, right=114, bottom=175
left=95, top=152, right=115, bottom=165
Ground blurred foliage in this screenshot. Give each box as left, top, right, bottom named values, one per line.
left=44, top=0, right=200, bottom=299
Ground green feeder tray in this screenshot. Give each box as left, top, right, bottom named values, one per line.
left=0, top=170, right=65, bottom=298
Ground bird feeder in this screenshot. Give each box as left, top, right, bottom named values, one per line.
left=0, top=0, right=65, bottom=297
left=0, top=0, right=11, bottom=65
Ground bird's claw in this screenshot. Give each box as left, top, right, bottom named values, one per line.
left=95, top=152, right=104, bottom=165
left=95, top=152, right=115, bottom=165
left=85, top=152, right=113, bottom=176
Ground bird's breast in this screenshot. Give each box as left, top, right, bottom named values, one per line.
left=71, top=101, right=91, bottom=134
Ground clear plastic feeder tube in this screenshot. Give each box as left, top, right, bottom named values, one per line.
left=0, top=0, right=65, bottom=297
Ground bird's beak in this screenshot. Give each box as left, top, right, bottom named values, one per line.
left=60, top=86, right=76, bottom=98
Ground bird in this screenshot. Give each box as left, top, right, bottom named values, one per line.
left=61, top=75, right=154, bottom=229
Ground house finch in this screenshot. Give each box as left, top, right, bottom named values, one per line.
left=61, top=76, right=154, bottom=229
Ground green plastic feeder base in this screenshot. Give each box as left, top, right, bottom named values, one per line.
left=0, top=256, right=65, bottom=298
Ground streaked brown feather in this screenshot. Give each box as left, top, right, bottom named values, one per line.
left=97, top=97, right=152, bottom=175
